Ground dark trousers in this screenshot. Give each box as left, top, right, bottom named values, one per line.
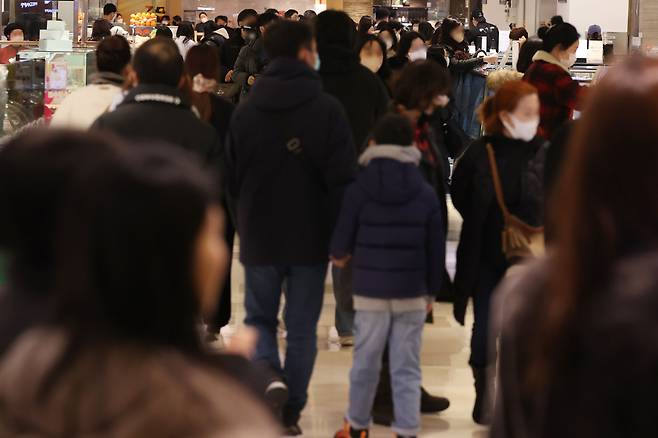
left=331, top=264, right=355, bottom=337
left=206, top=213, right=235, bottom=331
left=244, top=264, right=327, bottom=425
left=469, top=263, right=505, bottom=368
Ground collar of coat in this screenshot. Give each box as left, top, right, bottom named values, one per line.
left=532, top=50, right=570, bottom=73
left=358, top=145, right=422, bottom=166
left=89, top=71, right=125, bottom=87
left=121, top=84, right=190, bottom=109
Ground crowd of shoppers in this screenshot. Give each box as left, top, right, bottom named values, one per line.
left=3, top=7, right=654, bottom=438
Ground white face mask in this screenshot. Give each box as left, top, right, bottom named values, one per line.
left=408, top=48, right=426, bottom=62
left=361, top=56, right=383, bottom=73
left=433, top=94, right=450, bottom=107
left=382, top=38, right=393, bottom=50
left=200, top=16, right=208, bottom=23
left=502, top=114, right=539, bottom=142
left=563, top=52, right=577, bottom=68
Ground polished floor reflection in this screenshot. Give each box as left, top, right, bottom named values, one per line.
left=223, top=201, right=485, bottom=437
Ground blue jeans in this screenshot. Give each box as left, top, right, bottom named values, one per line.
left=332, top=265, right=355, bottom=337
left=347, top=308, right=426, bottom=436
left=244, top=264, right=327, bottom=425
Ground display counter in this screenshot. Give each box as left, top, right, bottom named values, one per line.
left=0, top=58, right=45, bottom=136
left=0, top=48, right=95, bottom=136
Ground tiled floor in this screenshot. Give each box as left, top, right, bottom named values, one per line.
left=223, top=200, right=486, bottom=437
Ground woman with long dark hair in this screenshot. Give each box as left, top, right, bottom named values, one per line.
left=185, top=44, right=235, bottom=340
left=175, top=21, right=196, bottom=59
left=356, top=34, right=392, bottom=94
left=436, top=17, right=497, bottom=76
left=492, top=56, right=658, bottom=438
left=377, top=24, right=398, bottom=58
left=523, top=22, right=586, bottom=139
left=437, top=17, right=497, bottom=137
left=390, top=31, right=426, bottom=66
left=0, top=141, right=278, bottom=437
left=355, top=15, right=374, bottom=49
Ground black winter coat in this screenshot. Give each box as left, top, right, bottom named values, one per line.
left=451, top=135, right=546, bottom=324
left=225, top=58, right=357, bottom=265
left=318, top=44, right=390, bottom=154
left=92, top=84, right=222, bottom=170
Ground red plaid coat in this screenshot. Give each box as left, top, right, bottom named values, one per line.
left=523, top=60, right=586, bottom=139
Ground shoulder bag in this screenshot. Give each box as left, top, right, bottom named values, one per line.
left=486, top=143, right=545, bottom=260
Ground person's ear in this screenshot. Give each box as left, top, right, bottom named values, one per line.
left=499, top=110, right=512, bottom=127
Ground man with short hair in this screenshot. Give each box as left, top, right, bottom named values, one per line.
left=0, top=23, right=25, bottom=63
left=224, top=8, right=258, bottom=77
left=468, top=10, right=499, bottom=52
left=103, top=3, right=117, bottom=23
left=215, top=15, right=228, bottom=27
left=52, top=36, right=131, bottom=129
left=225, top=20, right=356, bottom=437
left=91, top=38, right=220, bottom=165
left=232, top=11, right=279, bottom=100
left=195, top=12, right=209, bottom=32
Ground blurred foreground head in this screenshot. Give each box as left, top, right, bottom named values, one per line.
left=534, top=56, right=658, bottom=386
left=53, top=143, right=226, bottom=351
left=0, top=130, right=120, bottom=289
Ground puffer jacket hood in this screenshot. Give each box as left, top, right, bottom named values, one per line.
left=357, top=145, right=423, bottom=204
left=248, top=58, right=322, bottom=111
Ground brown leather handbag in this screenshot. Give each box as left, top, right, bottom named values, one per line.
left=486, top=143, right=545, bottom=260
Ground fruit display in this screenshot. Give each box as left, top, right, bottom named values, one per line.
left=129, top=12, right=157, bottom=27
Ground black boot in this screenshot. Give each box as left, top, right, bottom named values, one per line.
left=420, top=387, right=450, bottom=413
left=371, top=363, right=393, bottom=426
left=472, top=366, right=492, bottom=425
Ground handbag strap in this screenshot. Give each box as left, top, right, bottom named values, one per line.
left=486, top=143, right=511, bottom=221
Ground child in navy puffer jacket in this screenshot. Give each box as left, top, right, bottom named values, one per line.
left=332, top=114, right=445, bottom=438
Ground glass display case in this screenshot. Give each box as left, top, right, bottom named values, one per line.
left=15, top=48, right=96, bottom=119
left=0, top=58, right=45, bottom=136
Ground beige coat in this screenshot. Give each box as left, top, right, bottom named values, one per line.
left=0, top=328, right=279, bottom=438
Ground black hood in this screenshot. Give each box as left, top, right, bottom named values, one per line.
left=318, top=44, right=360, bottom=74
left=248, top=58, right=322, bottom=111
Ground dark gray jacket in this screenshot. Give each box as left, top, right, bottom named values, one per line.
left=492, top=250, right=658, bottom=438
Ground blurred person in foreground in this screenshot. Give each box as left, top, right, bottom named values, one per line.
left=51, top=36, right=131, bottom=129
left=0, top=140, right=280, bottom=437
left=225, top=20, right=356, bottom=436
left=492, top=55, right=658, bottom=438
left=0, top=131, right=118, bottom=356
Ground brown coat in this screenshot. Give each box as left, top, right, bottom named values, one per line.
left=0, top=328, right=279, bottom=438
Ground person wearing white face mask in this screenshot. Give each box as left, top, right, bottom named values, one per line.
left=523, top=21, right=587, bottom=139
left=377, top=27, right=398, bottom=58
left=387, top=31, right=427, bottom=78
left=451, top=79, right=546, bottom=426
